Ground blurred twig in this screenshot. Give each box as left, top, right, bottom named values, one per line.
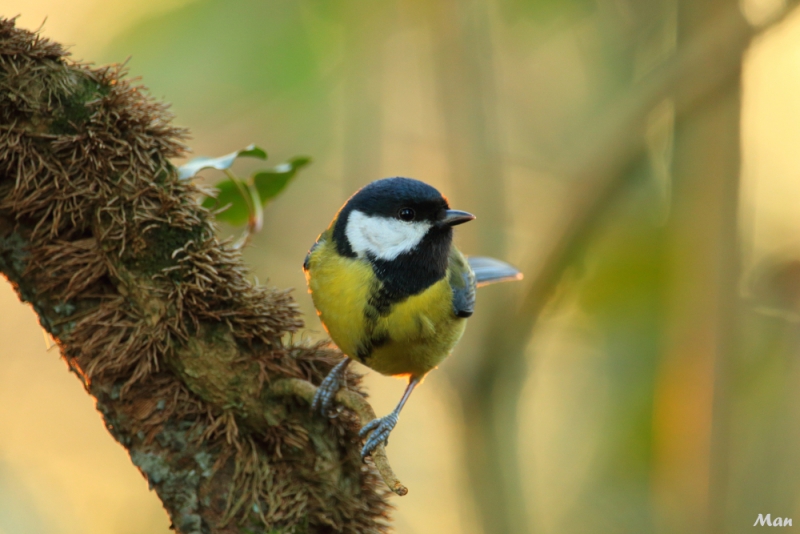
left=341, top=1, right=388, bottom=196
left=460, top=2, right=800, bottom=533
left=427, top=0, right=519, bottom=531
left=429, top=0, right=507, bottom=259
left=653, top=1, right=745, bottom=531
left=488, top=0, right=797, bottom=396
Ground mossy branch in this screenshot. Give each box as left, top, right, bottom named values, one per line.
left=269, top=378, right=407, bottom=496
left=0, top=18, right=394, bottom=534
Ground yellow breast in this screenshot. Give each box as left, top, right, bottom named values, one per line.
left=305, top=234, right=467, bottom=378
left=305, top=236, right=374, bottom=359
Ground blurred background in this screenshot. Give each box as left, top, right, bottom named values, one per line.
left=1, top=0, right=800, bottom=532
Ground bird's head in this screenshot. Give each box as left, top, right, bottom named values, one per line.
left=332, top=177, right=474, bottom=262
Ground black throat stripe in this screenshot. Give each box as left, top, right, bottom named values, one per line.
left=368, top=227, right=452, bottom=311
left=357, top=230, right=450, bottom=361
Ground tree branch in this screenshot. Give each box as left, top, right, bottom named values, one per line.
left=270, top=378, right=407, bottom=496
left=0, top=18, right=394, bottom=534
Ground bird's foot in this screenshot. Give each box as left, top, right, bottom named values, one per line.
left=311, top=358, right=350, bottom=415
left=359, top=412, right=399, bottom=459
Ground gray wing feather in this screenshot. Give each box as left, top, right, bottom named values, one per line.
left=451, top=269, right=476, bottom=318
left=449, top=251, right=476, bottom=318
left=303, top=240, right=321, bottom=271
left=467, top=256, right=523, bottom=287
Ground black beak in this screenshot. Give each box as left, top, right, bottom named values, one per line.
left=440, top=209, right=476, bottom=227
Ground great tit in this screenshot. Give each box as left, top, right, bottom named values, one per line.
left=303, top=177, right=522, bottom=458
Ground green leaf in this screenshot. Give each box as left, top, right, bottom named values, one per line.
left=201, top=178, right=252, bottom=225
left=237, top=145, right=269, bottom=160
left=252, top=156, right=311, bottom=202
left=178, top=144, right=268, bottom=180
left=201, top=155, right=310, bottom=228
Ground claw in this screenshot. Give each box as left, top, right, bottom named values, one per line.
left=359, top=377, right=420, bottom=459
left=360, top=413, right=399, bottom=459
left=311, top=358, right=351, bottom=415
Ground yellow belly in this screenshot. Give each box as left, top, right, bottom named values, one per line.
left=305, top=237, right=467, bottom=378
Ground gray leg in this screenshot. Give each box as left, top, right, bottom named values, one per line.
left=359, top=376, right=419, bottom=459
left=311, top=357, right=351, bottom=415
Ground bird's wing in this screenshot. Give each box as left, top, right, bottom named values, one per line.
left=449, top=249, right=476, bottom=318
left=303, top=238, right=323, bottom=271
left=466, top=256, right=523, bottom=288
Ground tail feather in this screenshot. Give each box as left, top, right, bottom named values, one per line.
left=467, top=256, right=523, bottom=287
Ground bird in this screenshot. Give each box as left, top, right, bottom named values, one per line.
left=303, top=177, right=522, bottom=458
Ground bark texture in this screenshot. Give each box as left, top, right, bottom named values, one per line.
left=0, top=18, right=391, bottom=534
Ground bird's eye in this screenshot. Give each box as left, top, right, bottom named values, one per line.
left=398, top=208, right=415, bottom=221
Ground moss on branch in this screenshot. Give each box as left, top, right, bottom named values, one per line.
left=0, top=17, right=393, bottom=534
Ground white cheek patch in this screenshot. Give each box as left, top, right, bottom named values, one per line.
left=345, top=209, right=432, bottom=261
